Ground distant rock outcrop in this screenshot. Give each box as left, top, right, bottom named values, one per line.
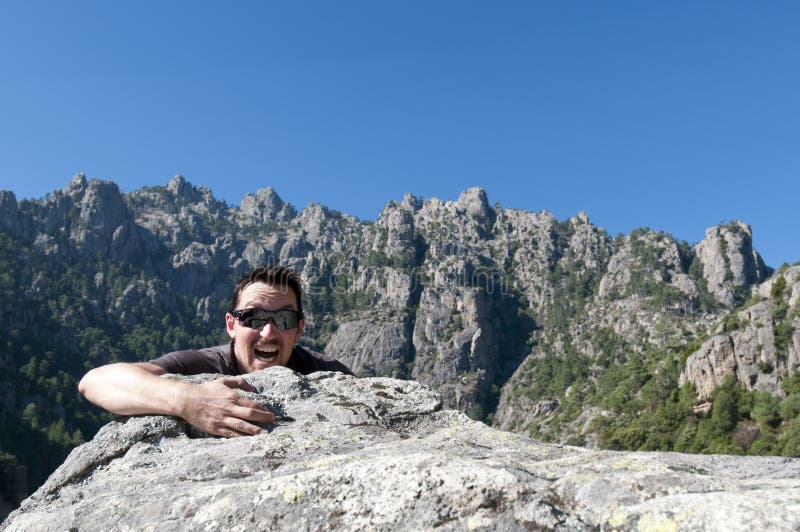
left=239, top=186, right=296, bottom=224
left=694, top=222, right=770, bottom=306
left=5, top=368, right=800, bottom=531
left=326, top=320, right=413, bottom=377
left=681, top=265, right=800, bottom=401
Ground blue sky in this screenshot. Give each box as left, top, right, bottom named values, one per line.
left=1, top=1, right=798, bottom=266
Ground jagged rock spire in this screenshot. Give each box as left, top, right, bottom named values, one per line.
left=694, top=221, right=770, bottom=306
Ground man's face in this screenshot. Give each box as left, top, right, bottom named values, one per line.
left=225, top=281, right=304, bottom=373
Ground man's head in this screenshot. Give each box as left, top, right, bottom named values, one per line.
left=226, top=266, right=305, bottom=373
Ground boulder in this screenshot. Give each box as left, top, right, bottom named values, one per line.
left=4, top=368, right=800, bottom=531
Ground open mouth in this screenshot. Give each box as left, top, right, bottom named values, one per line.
left=254, top=345, right=280, bottom=363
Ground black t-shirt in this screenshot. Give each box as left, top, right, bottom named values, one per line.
left=149, top=343, right=353, bottom=376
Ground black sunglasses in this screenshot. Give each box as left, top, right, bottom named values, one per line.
left=230, top=308, right=303, bottom=331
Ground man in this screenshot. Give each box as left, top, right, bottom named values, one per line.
left=79, top=265, right=352, bottom=438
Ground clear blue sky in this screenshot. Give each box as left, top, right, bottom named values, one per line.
left=1, top=1, right=798, bottom=267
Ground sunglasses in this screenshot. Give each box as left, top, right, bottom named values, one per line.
left=230, top=308, right=303, bottom=331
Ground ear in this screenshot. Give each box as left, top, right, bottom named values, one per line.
left=225, top=313, right=236, bottom=339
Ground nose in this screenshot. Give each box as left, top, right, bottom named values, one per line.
left=259, top=320, right=279, bottom=337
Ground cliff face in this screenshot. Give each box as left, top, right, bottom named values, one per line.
left=680, top=265, right=800, bottom=402
left=4, top=367, right=800, bottom=531
left=1, top=174, right=798, bottom=518
left=694, top=222, right=770, bottom=307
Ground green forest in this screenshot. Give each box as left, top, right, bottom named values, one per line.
left=0, top=231, right=228, bottom=503
left=505, top=249, right=800, bottom=457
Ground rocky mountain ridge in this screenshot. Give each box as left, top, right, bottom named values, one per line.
left=0, top=174, right=798, bottom=516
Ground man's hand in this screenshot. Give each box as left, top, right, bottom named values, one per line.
left=179, top=376, right=275, bottom=437
left=79, top=363, right=275, bottom=438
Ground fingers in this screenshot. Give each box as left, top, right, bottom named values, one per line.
left=217, top=429, right=244, bottom=438
left=208, top=379, right=273, bottom=413
left=184, top=376, right=282, bottom=438
left=218, top=417, right=264, bottom=437
left=196, top=413, right=267, bottom=438
left=222, top=388, right=274, bottom=417
left=229, top=404, right=275, bottom=423
left=219, top=376, right=256, bottom=392
left=231, top=395, right=274, bottom=415
left=189, top=378, right=277, bottom=438
left=214, top=426, right=255, bottom=438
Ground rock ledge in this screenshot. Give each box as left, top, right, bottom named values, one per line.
left=4, top=368, right=800, bottom=531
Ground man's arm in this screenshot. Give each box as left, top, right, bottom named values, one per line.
left=78, top=362, right=275, bottom=438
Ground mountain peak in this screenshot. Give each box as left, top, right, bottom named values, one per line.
left=64, top=173, right=87, bottom=197
left=239, top=186, right=295, bottom=223
left=167, top=174, right=188, bottom=197
left=456, top=187, right=490, bottom=215
left=694, top=221, right=770, bottom=306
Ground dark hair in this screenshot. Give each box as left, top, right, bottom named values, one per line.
left=229, top=265, right=304, bottom=317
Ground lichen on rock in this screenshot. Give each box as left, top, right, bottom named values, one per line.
left=4, top=367, right=800, bottom=531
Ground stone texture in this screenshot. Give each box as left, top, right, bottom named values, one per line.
left=598, top=230, right=693, bottom=303
left=411, top=286, right=500, bottom=410
left=694, top=222, right=769, bottom=306
left=680, top=265, right=800, bottom=401
left=4, top=368, right=800, bottom=531
left=680, top=335, right=739, bottom=401
left=239, top=186, right=296, bottom=224
left=325, top=320, right=413, bottom=377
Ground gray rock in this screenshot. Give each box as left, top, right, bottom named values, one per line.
left=112, top=279, right=171, bottom=325
left=384, top=205, right=415, bottom=257
left=5, top=368, right=800, bottom=531
left=455, top=187, right=494, bottom=238
left=64, top=172, right=87, bottom=198
left=756, top=265, right=800, bottom=315
left=680, top=265, right=800, bottom=401
left=694, top=222, right=769, bottom=306
left=411, top=285, right=499, bottom=410
left=71, top=179, right=131, bottom=248
left=166, top=174, right=201, bottom=204
left=598, top=229, right=692, bottom=304
left=279, top=234, right=311, bottom=262
left=241, top=236, right=284, bottom=268
left=239, top=186, right=296, bottom=224
left=680, top=335, right=739, bottom=401
left=494, top=389, right=559, bottom=434
left=325, top=320, right=412, bottom=377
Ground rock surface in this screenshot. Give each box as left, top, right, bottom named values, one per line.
left=5, top=368, right=800, bottom=531
left=694, top=222, right=769, bottom=307
left=681, top=265, right=800, bottom=400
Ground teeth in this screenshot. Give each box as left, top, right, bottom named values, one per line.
left=255, top=346, right=279, bottom=359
